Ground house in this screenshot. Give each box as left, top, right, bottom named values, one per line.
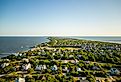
left=14, top=53, right=23, bottom=56
left=4, top=59, right=10, bottom=62
left=110, top=68, right=120, bottom=75
left=80, top=77, right=86, bottom=80
left=84, top=61, right=90, bottom=64
left=77, top=55, right=82, bottom=59
left=51, top=65, right=58, bottom=71
left=35, top=65, right=42, bottom=70
left=92, top=66, right=100, bottom=70
left=32, top=53, right=35, bottom=56
left=77, top=68, right=81, bottom=72
left=52, top=53, right=55, bottom=56
left=0, top=63, right=9, bottom=68
left=69, top=55, right=74, bottom=58
left=22, top=58, right=29, bottom=63
left=62, top=66, right=68, bottom=72
left=35, top=65, right=47, bottom=71
left=18, top=53, right=22, bottom=56
left=15, top=77, right=25, bottom=82
left=22, top=63, right=31, bottom=70
left=62, top=73, right=66, bottom=76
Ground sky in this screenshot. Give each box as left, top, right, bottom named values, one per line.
left=0, top=0, right=121, bottom=36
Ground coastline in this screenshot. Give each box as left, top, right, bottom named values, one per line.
left=0, top=36, right=121, bottom=58
left=0, top=37, right=121, bottom=82
left=0, top=37, right=50, bottom=58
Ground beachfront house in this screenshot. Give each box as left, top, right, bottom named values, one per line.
left=18, top=53, right=22, bottom=56
left=110, top=68, right=120, bottom=75
left=0, top=63, right=9, bottom=68
left=15, top=77, right=25, bottom=82
left=3, top=59, right=10, bottom=62
left=51, top=65, right=58, bottom=71
left=14, top=53, right=23, bottom=56
left=22, top=63, right=31, bottom=70
left=35, top=65, right=47, bottom=71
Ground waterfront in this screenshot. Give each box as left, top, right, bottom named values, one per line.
left=0, top=36, right=121, bottom=57
left=0, top=37, right=48, bottom=57
left=0, top=37, right=121, bottom=82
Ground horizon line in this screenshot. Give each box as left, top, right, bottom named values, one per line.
left=0, top=35, right=121, bottom=37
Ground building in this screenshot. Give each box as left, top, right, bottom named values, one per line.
left=110, top=68, right=120, bottom=75
left=15, top=77, right=25, bottom=82
left=35, top=65, right=47, bottom=70
left=51, top=65, right=58, bottom=71
left=0, top=63, right=9, bottom=68
left=22, top=58, right=29, bottom=63
left=77, top=68, right=81, bottom=72
left=92, top=66, right=100, bottom=70
left=22, top=63, right=31, bottom=70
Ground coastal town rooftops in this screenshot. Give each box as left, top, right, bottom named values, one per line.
left=110, top=68, right=120, bottom=75
left=77, top=68, right=81, bottom=72
left=22, top=58, right=29, bottom=63
left=51, top=65, right=58, bottom=71
left=0, top=63, right=9, bottom=68
left=92, top=66, right=100, bottom=70
left=15, top=77, right=25, bottom=82
left=22, top=63, right=31, bottom=70
left=35, top=65, right=47, bottom=70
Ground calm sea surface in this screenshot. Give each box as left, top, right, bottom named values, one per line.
left=0, top=36, right=121, bottom=57
left=73, top=36, right=121, bottom=44
left=0, top=37, right=48, bottom=57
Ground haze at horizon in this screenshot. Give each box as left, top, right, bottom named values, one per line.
left=0, top=0, right=121, bottom=36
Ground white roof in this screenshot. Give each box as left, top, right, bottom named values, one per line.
left=15, top=77, right=25, bottom=82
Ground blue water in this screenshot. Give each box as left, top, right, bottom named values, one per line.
left=71, top=36, right=121, bottom=44
left=0, top=36, right=48, bottom=57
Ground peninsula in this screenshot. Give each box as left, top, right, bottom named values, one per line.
left=0, top=37, right=121, bottom=82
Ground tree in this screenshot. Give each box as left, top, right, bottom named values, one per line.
left=28, top=68, right=34, bottom=74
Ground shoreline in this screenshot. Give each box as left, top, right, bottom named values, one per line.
left=0, top=36, right=121, bottom=58
left=0, top=37, right=50, bottom=58
left=0, top=37, right=121, bottom=82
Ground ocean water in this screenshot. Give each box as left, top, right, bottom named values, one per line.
left=71, top=36, right=121, bottom=44
left=0, top=36, right=48, bottom=57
